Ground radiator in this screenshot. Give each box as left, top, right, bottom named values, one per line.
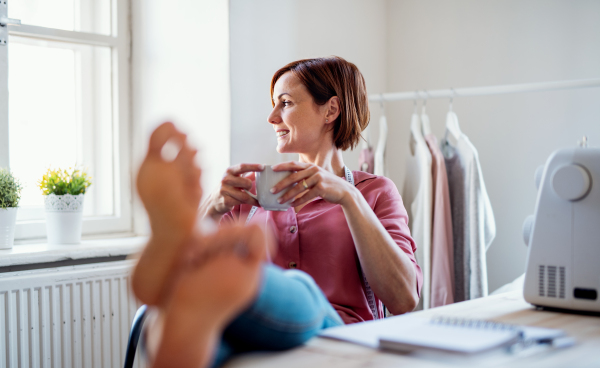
left=0, top=260, right=144, bottom=368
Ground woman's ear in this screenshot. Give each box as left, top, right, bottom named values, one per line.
left=325, top=96, right=341, bottom=124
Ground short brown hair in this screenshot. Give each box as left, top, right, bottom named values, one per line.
left=270, top=56, right=370, bottom=151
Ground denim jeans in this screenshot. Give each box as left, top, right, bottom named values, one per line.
left=211, top=263, right=343, bottom=367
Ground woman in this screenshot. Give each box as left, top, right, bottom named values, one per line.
left=204, top=56, right=422, bottom=323
left=135, top=56, right=422, bottom=368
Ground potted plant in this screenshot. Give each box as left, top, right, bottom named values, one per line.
left=0, top=168, right=22, bottom=249
left=39, top=168, right=92, bottom=244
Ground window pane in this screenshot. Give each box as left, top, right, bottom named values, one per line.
left=9, top=36, right=115, bottom=220
left=9, top=0, right=112, bottom=35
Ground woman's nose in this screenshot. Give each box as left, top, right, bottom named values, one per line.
left=267, top=108, right=281, bottom=125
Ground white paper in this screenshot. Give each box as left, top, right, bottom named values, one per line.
left=319, top=314, right=566, bottom=354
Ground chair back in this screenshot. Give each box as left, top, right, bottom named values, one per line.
left=124, top=305, right=148, bottom=368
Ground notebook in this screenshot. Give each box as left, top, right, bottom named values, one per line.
left=379, top=317, right=521, bottom=354
left=319, top=315, right=566, bottom=355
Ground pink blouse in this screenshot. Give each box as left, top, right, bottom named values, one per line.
left=221, top=171, right=422, bottom=324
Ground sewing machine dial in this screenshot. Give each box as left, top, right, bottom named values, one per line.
left=551, top=164, right=591, bottom=201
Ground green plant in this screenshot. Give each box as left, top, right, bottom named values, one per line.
left=0, top=168, right=22, bottom=209
left=38, top=168, right=92, bottom=196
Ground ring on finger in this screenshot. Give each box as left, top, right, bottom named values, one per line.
left=302, top=179, right=309, bottom=190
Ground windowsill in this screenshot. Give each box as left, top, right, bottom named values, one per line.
left=0, top=236, right=148, bottom=268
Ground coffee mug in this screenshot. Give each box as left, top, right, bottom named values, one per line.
left=245, top=165, right=294, bottom=211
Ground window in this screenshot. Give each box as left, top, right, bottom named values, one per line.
left=3, top=0, right=132, bottom=240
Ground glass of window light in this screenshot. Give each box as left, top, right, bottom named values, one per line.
left=8, top=36, right=115, bottom=221
left=9, top=0, right=112, bottom=36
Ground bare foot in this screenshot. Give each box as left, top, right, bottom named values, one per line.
left=147, top=224, right=269, bottom=368
left=132, top=122, right=202, bottom=306
left=132, top=122, right=273, bottom=368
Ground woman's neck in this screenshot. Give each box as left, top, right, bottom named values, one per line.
left=299, top=147, right=345, bottom=178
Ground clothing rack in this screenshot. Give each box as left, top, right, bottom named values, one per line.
left=368, top=78, right=600, bottom=103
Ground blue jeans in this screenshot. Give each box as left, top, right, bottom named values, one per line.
left=211, top=263, right=343, bottom=367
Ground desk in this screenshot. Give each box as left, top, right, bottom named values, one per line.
left=223, top=291, right=600, bottom=368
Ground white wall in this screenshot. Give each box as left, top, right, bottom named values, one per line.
left=385, top=0, right=600, bottom=292
left=229, top=0, right=387, bottom=169
left=229, top=0, right=600, bottom=294
left=131, top=0, right=231, bottom=233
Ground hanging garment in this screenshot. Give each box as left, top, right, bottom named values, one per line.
left=359, top=121, right=375, bottom=173
left=424, top=133, right=455, bottom=307
left=441, top=114, right=496, bottom=302
left=402, top=113, right=432, bottom=309
left=374, top=115, right=388, bottom=177
left=358, top=147, right=375, bottom=173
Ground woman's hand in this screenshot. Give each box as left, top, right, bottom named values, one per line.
left=205, top=164, right=264, bottom=220
left=271, top=161, right=356, bottom=207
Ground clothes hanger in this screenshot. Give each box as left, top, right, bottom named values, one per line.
left=420, top=90, right=432, bottom=136
left=410, top=93, right=423, bottom=136
left=444, top=88, right=462, bottom=141
left=413, top=93, right=418, bottom=116
left=409, top=94, right=425, bottom=158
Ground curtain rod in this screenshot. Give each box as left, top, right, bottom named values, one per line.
left=368, top=78, right=600, bottom=103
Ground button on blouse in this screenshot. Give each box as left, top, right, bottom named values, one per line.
left=221, top=171, right=422, bottom=324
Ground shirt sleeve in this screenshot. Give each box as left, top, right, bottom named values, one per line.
left=364, top=177, right=424, bottom=298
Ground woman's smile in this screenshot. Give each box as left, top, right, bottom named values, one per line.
left=276, top=129, right=290, bottom=139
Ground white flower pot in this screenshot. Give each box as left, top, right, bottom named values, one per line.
left=44, top=194, right=84, bottom=245
left=0, top=207, right=18, bottom=249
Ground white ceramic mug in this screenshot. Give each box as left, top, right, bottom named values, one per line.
left=246, top=165, right=294, bottom=211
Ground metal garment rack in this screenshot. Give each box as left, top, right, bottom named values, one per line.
left=368, top=78, right=600, bottom=103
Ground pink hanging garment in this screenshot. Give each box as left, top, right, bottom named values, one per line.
left=425, top=134, right=455, bottom=307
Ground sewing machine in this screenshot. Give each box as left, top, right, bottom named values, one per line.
left=523, top=141, right=600, bottom=313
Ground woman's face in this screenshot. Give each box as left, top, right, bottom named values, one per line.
left=268, top=72, right=330, bottom=154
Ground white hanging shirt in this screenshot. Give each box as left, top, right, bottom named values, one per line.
left=374, top=115, right=388, bottom=177
left=402, top=113, right=433, bottom=309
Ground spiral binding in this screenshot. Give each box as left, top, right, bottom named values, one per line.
left=430, top=316, right=522, bottom=335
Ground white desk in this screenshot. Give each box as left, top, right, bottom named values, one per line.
left=223, top=291, right=600, bottom=368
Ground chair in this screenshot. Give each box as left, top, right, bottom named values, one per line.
left=124, top=304, right=148, bottom=368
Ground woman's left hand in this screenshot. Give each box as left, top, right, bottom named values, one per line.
left=270, top=161, right=355, bottom=207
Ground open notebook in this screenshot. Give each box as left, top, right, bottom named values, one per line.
left=319, top=314, right=566, bottom=354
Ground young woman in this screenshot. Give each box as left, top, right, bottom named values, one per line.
left=204, top=56, right=422, bottom=323
left=134, top=56, right=422, bottom=368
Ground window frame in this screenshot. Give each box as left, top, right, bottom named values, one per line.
left=3, top=0, right=133, bottom=241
